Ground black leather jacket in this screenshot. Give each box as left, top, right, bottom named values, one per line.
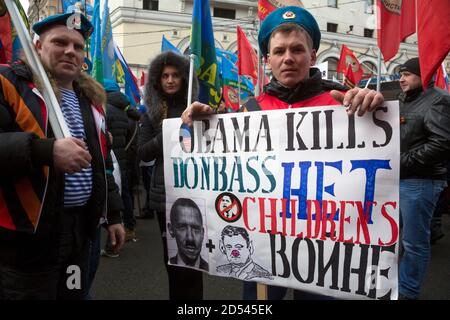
left=399, top=86, right=450, bottom=179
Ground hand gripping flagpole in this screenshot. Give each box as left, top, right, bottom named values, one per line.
left=187, top=54, right=196, bottom=108
left=5, top=0, right=71, bottom=139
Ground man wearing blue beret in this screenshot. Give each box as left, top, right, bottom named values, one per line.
left=182, top=6, right=385, bottom=300
left=182, top=6, right=384, bottom=123
left=0, top=12, right=125, bottom=299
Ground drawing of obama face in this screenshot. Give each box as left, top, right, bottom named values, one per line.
left=219, top=225, right=253, bottom=267
left=168, top=198, right=204, bottom=266
left=220, top=195, right=238, bottom=218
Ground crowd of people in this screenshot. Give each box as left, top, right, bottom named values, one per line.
left=0, top=6, right=448, bottom=300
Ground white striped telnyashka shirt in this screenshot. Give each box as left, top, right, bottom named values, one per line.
left=60, top=88, right=93, bottom=207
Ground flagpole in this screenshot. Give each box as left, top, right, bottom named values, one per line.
left=83, top=0, right=90, bottom=60
left=375, top=1, right=382, bottom=93
left=255, top=20, right=261, bottom=96
left=376, top=49, right=382, bottom=92
left=238, top=75, right=241, bottom=107
left=365, top=76, right=372, bottom=89
left=4, top=0, right=70, bottom=139
left=187, top=54, right=196, bottom=107
left=415, top=0, right=418, bottom=37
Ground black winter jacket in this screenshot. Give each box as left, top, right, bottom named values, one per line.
left=138, top=52, right=198, bottom=213
left=126, top=109, right=141, bottom=189
left=106, top=91, right=130, bottom=181
left=400, top=86, right=450, bottom=179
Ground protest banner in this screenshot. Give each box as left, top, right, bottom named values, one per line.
left=163, top=102, right=400, bottom=299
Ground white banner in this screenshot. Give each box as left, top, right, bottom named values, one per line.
left=163, top=102, right=400, bottom=300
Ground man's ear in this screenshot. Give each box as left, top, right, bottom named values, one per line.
left=249, top=241, right=254, bottom=255
left=310, top=49, right=317, bottom=66
left=266, top=54, right=272, bottom=71
left=219, top=240, right=226, bottom=255
left=35, top=39, right=42, bottom=54
left=167, top=222, right=174, bottom=238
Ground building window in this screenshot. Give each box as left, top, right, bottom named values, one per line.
left=365, top=0, right=374, bottom=14
left=346, top=25, right=354, bottom=35
left=364, top=28, right=374, bottom=38
left=143, top=0, right=159, bottom=10
left=325, top=57, right=342, bottom=81
left=214, top=7, right=236, bottom=19
left=362, top=61, right=377, bottom=79
left=328, top=0, right=338, bottom=8
left=327, top=23, right=338, bottom=33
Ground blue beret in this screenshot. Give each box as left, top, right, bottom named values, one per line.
left=33, top=12, right=93, bottom=39
left=103, top=79, right=121, bottom=93
left=258, top=6, right=321, bottom=57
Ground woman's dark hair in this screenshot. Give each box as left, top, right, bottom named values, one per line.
left=145, top=51, right=195, bottom=122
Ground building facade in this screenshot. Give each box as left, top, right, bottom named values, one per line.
left=28, top=0, right=65, bottom=23
left=106, top=0, right=427, bottom=80
left=26, top=0, right=449, bottom=83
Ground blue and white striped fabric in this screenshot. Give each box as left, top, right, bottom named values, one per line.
left=60, top=88, right=93, bottom=207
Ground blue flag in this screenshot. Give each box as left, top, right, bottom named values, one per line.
left=114, top=44, right=141, bottom=107
left=62, top=0, right=93, bottom=16
left=161, top=35, right=181, bottom=54
left=221, top=55, right=254, bottom=112
left=89, top=0, right=103, bottom=84
left=216, top=48, right=237, bottom=64
left=62, top=0, right=77, bottom=12
left=101, top=0, right=114, bottom=82
left=190, top=0, right=221, bottom=108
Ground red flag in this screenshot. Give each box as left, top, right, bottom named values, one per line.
left=417, top=0, right=450, bottom=89
left=344, top=65, right=356, bottom=89
left=258, top=0, right=274, bottom=21
left=223, top=86, right=240, bottom=112
left=377, top=0, right=416, bottom=62
left=258, top=0, right=304, bottom=21
left=140, top=71, right=146, bottom=87
left=0, top=39, right=7, bottom=64
left=337, top=45, right=363, bottom=85
left=435, top=63, right=449, bottom=92
left=237, top=26, right=258, bottom=82
left=0, top=14, right=13, bottom=63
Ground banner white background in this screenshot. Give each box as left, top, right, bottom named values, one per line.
left=163, top=102, right=400, bottom=300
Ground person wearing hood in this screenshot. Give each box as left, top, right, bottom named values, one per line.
left=397, top=57, right=450, bottom=299
left=0, top=13, right=124, bottom=299
left=138, top=51, right=204, bottom=300
left=181, top=6, right=385, bottom=300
